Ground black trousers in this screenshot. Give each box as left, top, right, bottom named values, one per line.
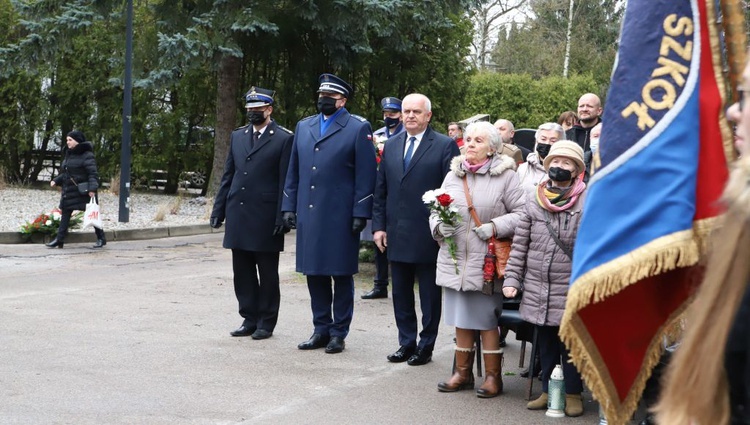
left=373, top=248, right=389, bottom=288
left=57, top=208, right=104, bottom=241
left=537, top=325, right=583, bottom=394
left=231, top=249, right=281, bottom=332
left=390, top=261, right=441, bottom=350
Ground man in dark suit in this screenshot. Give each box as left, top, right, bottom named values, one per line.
left=210, top=86, right=294, bottom=340
left=281, top=73, right=377, bottom=354
left=372, top=93, right=460, bottom=366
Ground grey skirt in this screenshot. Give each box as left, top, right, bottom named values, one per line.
left=443, top=287, right=504, bottom=330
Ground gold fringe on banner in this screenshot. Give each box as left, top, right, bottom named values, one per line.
left=562, top=292, right=693, bottom=425
left=562, top=230, right=699, bottom=314
left=560, top=214, right=723, bottom=424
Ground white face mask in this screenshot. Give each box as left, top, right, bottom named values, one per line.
left=590, top=137, right=600, bottom=151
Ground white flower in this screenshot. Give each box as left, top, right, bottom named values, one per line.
left=374, top=135, right=389, bottom=145
left=422, top=190, right=436, bottom=204
left=45, top=220, right=52, bottom=226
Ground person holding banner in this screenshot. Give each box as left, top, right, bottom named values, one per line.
left=47, top=130, right=105, bottom=249
left=654, top=59, right=750, bottom=425
left=502, top=140, right=587, bottom=417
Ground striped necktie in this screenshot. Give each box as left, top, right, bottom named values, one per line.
left=404, top=136, right=416, bottom=170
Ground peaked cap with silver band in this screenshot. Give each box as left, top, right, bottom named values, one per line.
left=380, top=97, right=402, bottom=112
left=317, top=73, right=353, bottom=98
left=245, top=86, right=275, bottom=108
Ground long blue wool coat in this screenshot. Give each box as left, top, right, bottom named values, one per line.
left=282, top=108, right=377, bottom=275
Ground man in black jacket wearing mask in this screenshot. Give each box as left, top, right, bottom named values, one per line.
left=210, top=86, right=294, bottom=341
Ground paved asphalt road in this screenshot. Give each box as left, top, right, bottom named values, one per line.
left=0, top=233, right=618, bottom=424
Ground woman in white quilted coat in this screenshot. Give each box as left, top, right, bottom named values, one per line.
left=502, top=140, right=587, bottom=417
left=430, top=121, right=525, bottom=398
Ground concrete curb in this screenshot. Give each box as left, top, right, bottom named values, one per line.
left=0, top=224, right=224, bottom=245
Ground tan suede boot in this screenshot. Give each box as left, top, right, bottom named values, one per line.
left=565, top=393, right=584, bottom=417
left=476, top=350, right=503, bottom=398
left=527, top=392, right=548, bottom=410
left=437, top=346, right=475, bottom=392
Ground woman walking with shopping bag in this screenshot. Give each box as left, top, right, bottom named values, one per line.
left=47, top=130, right=106, bottom=249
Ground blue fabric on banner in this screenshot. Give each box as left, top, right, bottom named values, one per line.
left=571, top=0, right=701, bottom=282
left=572, top=91, right=700, bottom=280
left=597, top=0, right=695, bottom=168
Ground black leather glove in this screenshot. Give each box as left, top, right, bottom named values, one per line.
left=351, top=217, right=367, bottom=235
left=282, top=211, right=297, bottom=229
left=272, top=224, right=290, bottom=236
left=210, top=217, right=223, bottom=229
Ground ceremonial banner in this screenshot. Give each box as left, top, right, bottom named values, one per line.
left=560, top=0, right=733, bottom=423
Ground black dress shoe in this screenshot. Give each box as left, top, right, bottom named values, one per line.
left=387, top=345, right=416, bottom=363
left=230, top=325, right=256, bottom=337
left=251, top=329, right=273, bottom=340
left=407, top=348, right=432, bottom=366
left=325, top=336, right=346, bottom=354
left=45, top=238, right=64, bottom=248
left=92, top=238, right=106, bottom=248
left=298, top=333, right=330, bottom=350
left=361, top=287, right=388, bottom=299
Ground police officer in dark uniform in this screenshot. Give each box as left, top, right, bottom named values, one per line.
left=362, top=97, right=404, bottom=300
left=210, top=86, right=294, bottom=340
left=281, top=73, right=377, bottom=354
left=373, top=97, right=404, bottom=139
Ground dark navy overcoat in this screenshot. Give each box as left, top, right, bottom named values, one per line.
left=372, top=126, right=459, bottom=263
left=212, top=120, right=294, bottom=252
left=282, top=109, right=376, bottom=275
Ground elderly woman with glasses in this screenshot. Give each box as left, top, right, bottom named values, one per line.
left=430, top=121, right=525, bottom=399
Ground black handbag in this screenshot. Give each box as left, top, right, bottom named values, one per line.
left=70, top=178, right=91, bottom=195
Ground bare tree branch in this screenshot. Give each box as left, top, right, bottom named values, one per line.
left=468, top=0, right=529, bottom=69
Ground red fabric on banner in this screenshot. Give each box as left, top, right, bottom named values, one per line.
left=695, top=0, right=731, bottom=221
left=577, top=268, right=699, bottom=400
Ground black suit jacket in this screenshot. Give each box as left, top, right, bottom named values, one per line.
left=212, top=120, right=293, bottom=252
left=372, top=126, right=460, bottom=263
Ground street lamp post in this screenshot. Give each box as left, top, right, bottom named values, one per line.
left=119, top=0, right=133, bottom=222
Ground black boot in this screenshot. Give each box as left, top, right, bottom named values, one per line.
left=93, top=229, right=106, bottom=248
left=46, top=237, right=64, bottom=248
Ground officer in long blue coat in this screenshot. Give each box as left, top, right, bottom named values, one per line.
left=361, top=96, right=404, bottom=300
left=281, top=73, right=377, bottom=354
left=210, top=86, right=294, bottom=340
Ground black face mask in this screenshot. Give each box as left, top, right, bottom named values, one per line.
left=317, top=97, right=339, bottom=116
left=384, top=117, right=400, bottom=129
left=536, top=143, right=551, bottom=159
left=247, top=111, right=266, bottom=125
left=548, top=166, right=573, bottom=182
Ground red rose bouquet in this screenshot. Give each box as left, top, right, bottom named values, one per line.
left=423, top=188, right=461, bottom=274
